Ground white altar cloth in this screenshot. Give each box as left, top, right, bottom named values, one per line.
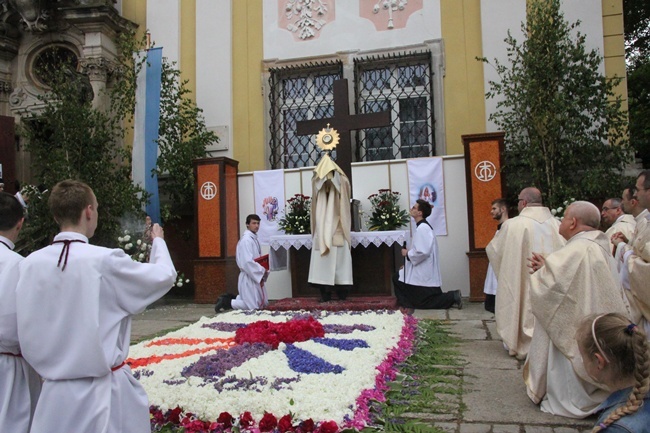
left=269, top=230, right=407, bottom=271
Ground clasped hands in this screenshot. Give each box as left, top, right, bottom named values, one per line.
left=610, top=231, right=628, bottom=247
left=527, top=252, right=546, bottom=274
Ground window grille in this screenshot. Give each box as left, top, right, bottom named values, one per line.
left=354, top=51, right=435, bottom=161
left=268, top=61, right=343, bottom=169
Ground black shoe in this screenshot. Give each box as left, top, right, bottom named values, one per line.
left=214, top=295, right=225, bottom=313
left=453, top=290, right=463, bottom=310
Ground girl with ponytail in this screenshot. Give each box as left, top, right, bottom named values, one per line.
left=577, top=313, right=650, bottom=432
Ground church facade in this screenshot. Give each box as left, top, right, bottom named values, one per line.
left=0, top=0, right=626, bottom=298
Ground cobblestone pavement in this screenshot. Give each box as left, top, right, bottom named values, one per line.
left=132, top=300, right=596, bottom=432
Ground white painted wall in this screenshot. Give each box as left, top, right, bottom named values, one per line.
left=146, top=0, right=181, bottom=66
left=263, top=0, right=442, bottom=60
left=481, top=0, right=606, bottom=132
left=238, top=156, right=470, bottom=300
left=196, top=0, right=234, bottom=158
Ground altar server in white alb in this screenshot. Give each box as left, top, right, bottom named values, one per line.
left=483, top=198, right=509, bottom=314
left=0, top=192, right=41, bottom=433
left=214, top=213, right=269, bottom=311
left=15, top=180, right=177, bottom=433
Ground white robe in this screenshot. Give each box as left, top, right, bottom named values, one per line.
left=15, top=232, right=176, bottom=433
left=0, top=236, right=41, bottom=433
left=524, top=231, right=629, bottom=418
left=486, top=207, right=565, bottom=359
left=605, top=214, right=636, bottom=255
left=397, top=221, right=442, bottom=287
left=233, top=230, right=268, bottom=310
left=483, top=228, right=501, bottom=296
left=308, top=158, right=353, bottom=286
left=624, top=213, right=650, bottom=337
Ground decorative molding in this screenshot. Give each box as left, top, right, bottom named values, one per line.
left=0, top=80, right=12, bottom=94
left=281, top=0, right=332, bottom=40
left=79, top=57, right=116, bottom=82
left=8, top=86, right=27, bottom=107
left=360, top=0, right=422, bottom=31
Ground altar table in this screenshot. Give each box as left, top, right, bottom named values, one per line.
left=269, top=231, right=407, bottom=298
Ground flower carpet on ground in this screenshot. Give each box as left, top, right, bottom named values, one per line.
left=127, top=310, right=416, bottom=432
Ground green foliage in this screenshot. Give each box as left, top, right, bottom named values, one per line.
left=364, top=320, right=462, bottom=433
left=367, top=190, right=410, bottom=231
left=18, top=35, right=147, bottom=251
left=624, top=0, right=650, bottom=168
left=155, top=60, right=218, bottom=222
left=278, top=194, right=311, bottom=234
left=480, top=0, right=631, bottom=207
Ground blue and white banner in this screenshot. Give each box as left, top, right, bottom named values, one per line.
left=132, top=47, right=163, bottom=224
left=407, top=157, right=447, bottom=236
left=254, top=169, right=285, bottom=245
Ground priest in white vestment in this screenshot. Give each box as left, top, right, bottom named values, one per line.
left=615, top=171, right=650, bottom=338
left=602, top=198, right=635, bottom=255
left=15, top=180, right=177, bottom=433
left=524, top=201, right=630, bottom=418
left=0, top=192, right=40, bottom=433
left=308, top=154, right=353, bottom=301
left=486, top=187, right=565, bottom=359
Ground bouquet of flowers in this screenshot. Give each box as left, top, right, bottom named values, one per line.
left=367, top=189, right=410, bottom=231
left=278, top=194, right=311, bottom=234
left=117, top=227, right=189, bottom=289
left=551, top=198, right=575, bottom=220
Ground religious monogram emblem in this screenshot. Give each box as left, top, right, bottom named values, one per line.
left=474, top=161, right=497, bottom=182
left=200, top=181, right=217, bottom=200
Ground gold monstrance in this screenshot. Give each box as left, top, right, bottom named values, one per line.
left=316, top=123, right=340, bottom=151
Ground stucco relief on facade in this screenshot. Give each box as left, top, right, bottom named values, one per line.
left=359, top=0, right=422, bottom=30
left=279, top=0, right=335, bottom=41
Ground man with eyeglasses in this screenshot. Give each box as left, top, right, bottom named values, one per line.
left=486, top=187, right=565, bottom=360
left=615, top=170, right=650, bottom=340
left=601, top=197, right=635, bottom=255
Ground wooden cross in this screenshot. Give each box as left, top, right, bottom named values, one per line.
left=296, top=79, right=391, bottom=189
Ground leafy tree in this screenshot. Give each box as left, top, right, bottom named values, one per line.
left=624, top=0, right=650, bottom=167
left=480, top=0, right=630, bottom=207
left=156, top=59, right=218, bottom=222
left=17, top=31, right=216, bottom=252
left=18, top=36, right=147, bottom=252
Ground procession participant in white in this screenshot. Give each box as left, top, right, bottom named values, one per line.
left=308, top=153, right=353, bottom=302
left=614, top=170, right=650, bottom=338
left=612, top=185, right=648, bottom=263
left=0, top=192, right=40, bottom=433
left=525, top=201, right=629, bottom=418
left=214, top=214, right=269, bottom=311
left=483, top=198, right=509, bottom=314
left=393, top=199, right=462, bottom=313
left=601, top=197, right=635, bottom=255
left=486, top=187, right=565, bottom=360
left=15, top=180, right=177, bottom=433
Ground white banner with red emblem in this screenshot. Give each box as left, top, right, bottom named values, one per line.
left=407, top=157, right=447, bottom=236
left=254, top=169, right=285, bottom=245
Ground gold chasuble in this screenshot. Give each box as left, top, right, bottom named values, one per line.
left=524, top=231, right=629, bottom=418
left=486, top=206, right=565, bottom=359
left=308, top=154, right=353, bottom=286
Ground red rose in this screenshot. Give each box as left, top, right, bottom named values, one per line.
left=300, top=419, right=315, bottom=433
left=278, top=414, right=294, bottom=432
left=317, top=420, right=338, bottom=433
left=240, top=411, right=255, bottom=427
left=217, top=412, right=235, bottom=428
left=259, top=412, right=278, bottom=432
left=168, top=406, right=183, bottom=424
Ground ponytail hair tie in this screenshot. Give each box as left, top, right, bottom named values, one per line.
left=625, top=323, right=638, bottom=335
left=599, top=423, right=608, bottom=430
